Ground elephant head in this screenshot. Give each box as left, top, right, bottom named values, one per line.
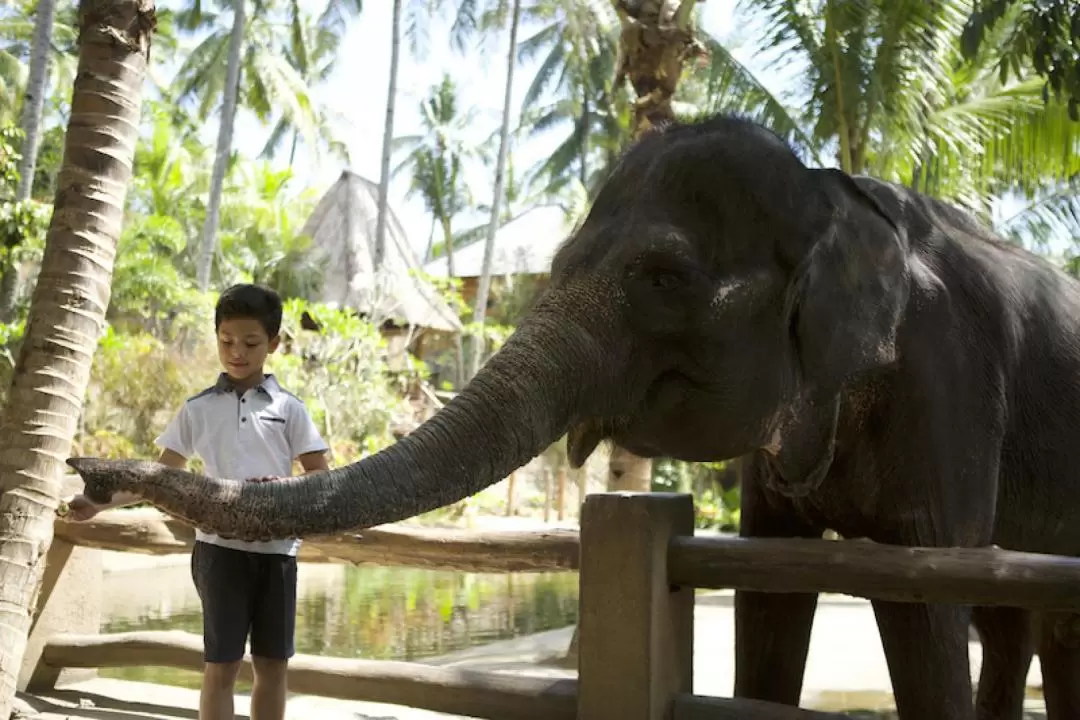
left=69, top=114, right=910, bottom=540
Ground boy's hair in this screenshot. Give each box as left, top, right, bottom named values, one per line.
left=215, top=284, right=283, bottom=338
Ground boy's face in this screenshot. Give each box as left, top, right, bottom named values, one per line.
left=216, top=316, right=280, bottom=383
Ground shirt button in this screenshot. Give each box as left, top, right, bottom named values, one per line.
left=241, top=398, right=246, bottom=403
left=241, top=418, right=247, bottom=423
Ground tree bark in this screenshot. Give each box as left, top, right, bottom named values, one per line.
left=194, top=0, right=245, bottom=290
left=374, top=0, right=402, bottom=271
left=0, top=0, right=155, bottom=712
left=468, top=0, right=522, bottom=380
left=613, top=0, right=705, bottom=135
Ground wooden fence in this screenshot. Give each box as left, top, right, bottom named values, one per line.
left=42, top=492, right=1080, bottom=719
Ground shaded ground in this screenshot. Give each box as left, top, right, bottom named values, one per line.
left=16, top=590, right=1047, bottom=719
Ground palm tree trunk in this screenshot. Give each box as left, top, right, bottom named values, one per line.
left=0, top=0, right=154, bottom=712
left=15, top=0, right=57, bottom=202
left=195, top=0, right=246, bottom=290
left=468, top=0, right=521, bottom=380
left=438, top=214, right=465, bottom=387
left=613, top=0, right=704, bottom=135
left=374, top=0, right=402, bottom=271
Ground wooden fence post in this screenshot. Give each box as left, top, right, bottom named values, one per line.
left=578, top=492, right=695, bottom=720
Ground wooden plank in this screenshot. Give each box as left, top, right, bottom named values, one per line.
left=578, top=492, right=695, bottom=720
left=54, top=508, right=579, bottom=573
left=42, top=631, right=577, bottom=720
left=672, top=693, right=852, bottom=720
left=669, top=536, right=1080, bottom=610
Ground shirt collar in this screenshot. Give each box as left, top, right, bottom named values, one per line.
left=214, top=372, right=281, bottom=397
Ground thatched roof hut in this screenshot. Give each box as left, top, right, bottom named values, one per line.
left=300, top=170, right=462, bottom=333
left=421, top=204, right=573, bottom=280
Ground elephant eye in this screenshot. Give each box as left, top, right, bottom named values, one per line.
left=650, top=270, right=682, bottom=290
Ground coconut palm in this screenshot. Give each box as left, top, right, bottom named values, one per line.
left=171, top=0, right=361, bottom=289
left=0, top=0, right=155, bottom=712
left=746, top=0, right=1080, bottom=219
left=392, top=73, right=488, bottom=275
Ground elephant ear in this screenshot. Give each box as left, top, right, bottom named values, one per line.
left=764, top=169, right=911, bottom=495
left=790, top=168, right=911, bottom=395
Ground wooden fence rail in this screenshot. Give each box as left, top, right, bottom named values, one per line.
left=53, top=508, right=579, bottom=573
left=42, top=491, right=1080, bottom=719
left=42, top=630, right=579, bottom=720
left=669, top=535, right=1080, bottom=610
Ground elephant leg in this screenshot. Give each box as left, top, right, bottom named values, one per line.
left=972, top=605, right=1033, bottom=720
left=734, top=588, right=819, bottom=704
left=734, top=464, right=822, bottom=705
left=1037, top=611, right=1080, bottom=719
left=873, top=600, right=975, bottom=720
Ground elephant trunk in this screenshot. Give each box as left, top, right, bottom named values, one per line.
left=69, top=308, right=603, bottom=540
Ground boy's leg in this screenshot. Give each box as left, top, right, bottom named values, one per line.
left=191, top=541, right=254, bottom=720
left=249, top=552, right=297, bottom=720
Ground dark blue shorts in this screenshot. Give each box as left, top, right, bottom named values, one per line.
left=190, top=540, right=297, bottom=663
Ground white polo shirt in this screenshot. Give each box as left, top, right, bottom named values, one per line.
left=155, top=372, right=329, bottom=556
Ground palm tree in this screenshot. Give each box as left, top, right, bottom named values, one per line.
left=516, top=0, right=627, bottom=200
left=172, top=0, right=361, bottom=289
left=748, top=0, right=1080, bottom=218
left=0, top=0, right=155, bottom=712
left=392, top=73, right=487, bottom=276
left=374, top=0, right=402, bottom=270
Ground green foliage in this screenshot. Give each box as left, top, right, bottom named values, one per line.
left=962, top=1, right=1080, bottom=118
left=273, top=299, right=415, bottom=459
left=652, top=457, right=741, bottom=532
left=83, top=326, right=209, bottom=454
left=79, top=296, right=414, bottom=466
left=0, top=125, right=51, bottom=249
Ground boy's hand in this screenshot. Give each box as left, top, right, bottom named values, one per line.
left=61, top=494, right=100, bottom=521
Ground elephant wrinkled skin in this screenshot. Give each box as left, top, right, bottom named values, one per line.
left=70, top=115, right=1080, bottom=719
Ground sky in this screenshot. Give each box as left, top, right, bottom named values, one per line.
left=161, top=0, right=796, bottom=260
left=154, top=0, right=1047, bottom=260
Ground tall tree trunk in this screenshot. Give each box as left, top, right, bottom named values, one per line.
left=0, top=0, right=154, bottom=712
left=15, top=0, right=57, bottom=202
left=374, top=0, right=402, bottom=271
left=439, top=215, right=465, bottom=388
left=603, top=0, right=703, bottom=494
left=468, top=0, right=521, bottom=380
left=0, top=0, right=61, bottom=322
left=195, top=0, right=245, bottom=290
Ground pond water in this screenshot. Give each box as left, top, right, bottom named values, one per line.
left=99, top=557, right=579, bottom=690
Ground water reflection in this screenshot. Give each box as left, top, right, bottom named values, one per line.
left=100, top=560, right=579, bottom=689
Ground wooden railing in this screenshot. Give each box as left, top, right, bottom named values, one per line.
left=42, top=492, right=1080, bottom=720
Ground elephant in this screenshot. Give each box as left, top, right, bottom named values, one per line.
left=71, top=113, right=1080, bottom=720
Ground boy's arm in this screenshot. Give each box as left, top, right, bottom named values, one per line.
left=297, top=450, right=330, bottom=475
left=288, top=399, right=331, bottom=476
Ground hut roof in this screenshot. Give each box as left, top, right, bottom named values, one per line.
left=421, top=205, right=575, bottom=279
left=300, top=171, right=462, bottom=333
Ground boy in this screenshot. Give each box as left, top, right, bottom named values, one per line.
left=67, top=283, right=329, bottom=720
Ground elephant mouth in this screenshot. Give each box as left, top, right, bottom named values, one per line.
left=567, top=418, right=612, bottom=468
